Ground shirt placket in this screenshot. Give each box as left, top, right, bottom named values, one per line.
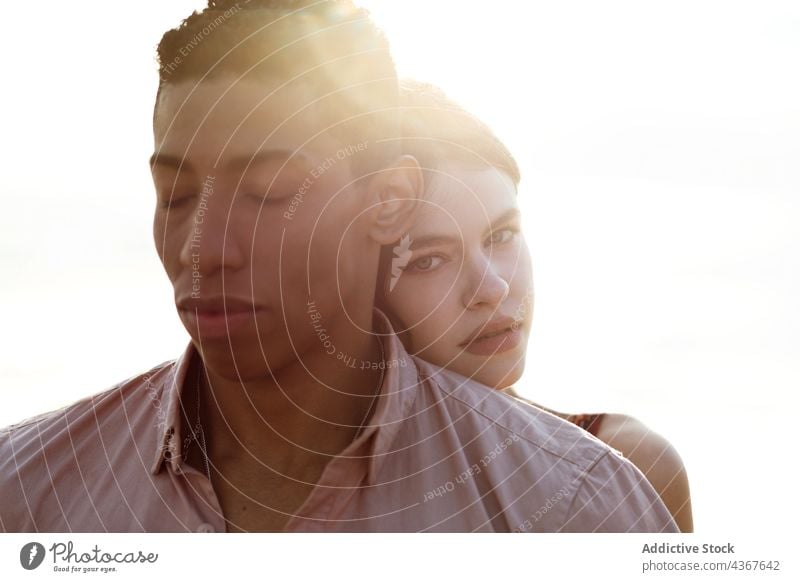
left=283, top=446, right=369, bottom=532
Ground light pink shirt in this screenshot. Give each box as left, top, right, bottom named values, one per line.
left=1, top=312, right=677, bottom=532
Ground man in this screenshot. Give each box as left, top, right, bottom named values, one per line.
left=0, top=0, right=677, bottom=532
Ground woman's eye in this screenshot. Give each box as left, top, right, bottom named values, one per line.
left=488, top=228, right=516, bottom=245
left=408, top=255, right=444, bottom=272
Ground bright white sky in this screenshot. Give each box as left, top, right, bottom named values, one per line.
left=1, top=0, right=798, bottom=534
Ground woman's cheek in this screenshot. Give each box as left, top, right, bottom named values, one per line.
left=385, top=281, right=425, bottom=329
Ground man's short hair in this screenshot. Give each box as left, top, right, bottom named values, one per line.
left=155, top=0, right=400, bottom=175
left=400, top=79, right=521, bottom=186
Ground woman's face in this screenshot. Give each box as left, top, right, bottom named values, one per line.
left=382, top=165, right=534, bottom=389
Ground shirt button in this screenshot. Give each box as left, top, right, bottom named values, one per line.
left=196, top=523, right=215, bottom=533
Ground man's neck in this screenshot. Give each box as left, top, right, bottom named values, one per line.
left=192, top=319, right=385, bottom=479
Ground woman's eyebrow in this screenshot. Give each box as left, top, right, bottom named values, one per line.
left=409, top=209, right=521, bottom=250
left=484, top=208, right=521, bottom=235
left=409, top=235, right=459, bottom=251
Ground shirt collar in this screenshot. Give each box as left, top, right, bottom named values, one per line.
left=354, top=309, right=420, bottom=484
left=149, top=309, right=420, bottom=481
left=150, top=342, right=196, bottom=475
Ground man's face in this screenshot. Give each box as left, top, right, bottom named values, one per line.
left=151, top=78, right=373, bottom=379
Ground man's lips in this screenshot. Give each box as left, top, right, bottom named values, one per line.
left=176, top=296, right=262, bottom=338
left=177, top=296, right=261, bottom=313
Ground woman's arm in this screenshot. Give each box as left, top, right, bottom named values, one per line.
left=503, top=388, right=693, bottom=531
left=597, top=414, right=694, bottom=532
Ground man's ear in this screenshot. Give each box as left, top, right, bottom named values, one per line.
left=366, top=154, right=423, bottom=245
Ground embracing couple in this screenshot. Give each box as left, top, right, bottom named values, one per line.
left=0, top=0, right=687, bottom=532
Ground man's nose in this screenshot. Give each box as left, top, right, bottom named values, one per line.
left=178, top=194, right=246, bottom=273
left=462, top=253, right=510, bottom=311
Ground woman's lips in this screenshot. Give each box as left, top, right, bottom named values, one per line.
left=461, top=325, right=522, bottom=356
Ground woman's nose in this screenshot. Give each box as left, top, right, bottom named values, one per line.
left=463, top=256, right=510, bottom=310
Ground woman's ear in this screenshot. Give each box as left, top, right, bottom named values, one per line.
left=366, top=154, right=423, bottom=245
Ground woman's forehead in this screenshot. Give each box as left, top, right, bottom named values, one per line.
left=412, top=166, right=518, bottom=235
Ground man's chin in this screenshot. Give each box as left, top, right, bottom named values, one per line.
left=178, top=309, right=261, bottom=342
left=189, top=334, right=262, bottom=371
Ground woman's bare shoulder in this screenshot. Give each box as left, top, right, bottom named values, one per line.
left=596, top=414, right=676, bottom=463
left=597, top=413, right=694, bottom=532
left=502, top=396, right=695, bottom=532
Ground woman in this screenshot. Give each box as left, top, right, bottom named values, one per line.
left=376, top=80, right=693, bottom=531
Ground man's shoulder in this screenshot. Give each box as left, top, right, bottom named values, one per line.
left=0, top=356, right=181, bottom=532
left=410, top=357, right=615, bottom=474
left=0, top=357, right=176, bottom=450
